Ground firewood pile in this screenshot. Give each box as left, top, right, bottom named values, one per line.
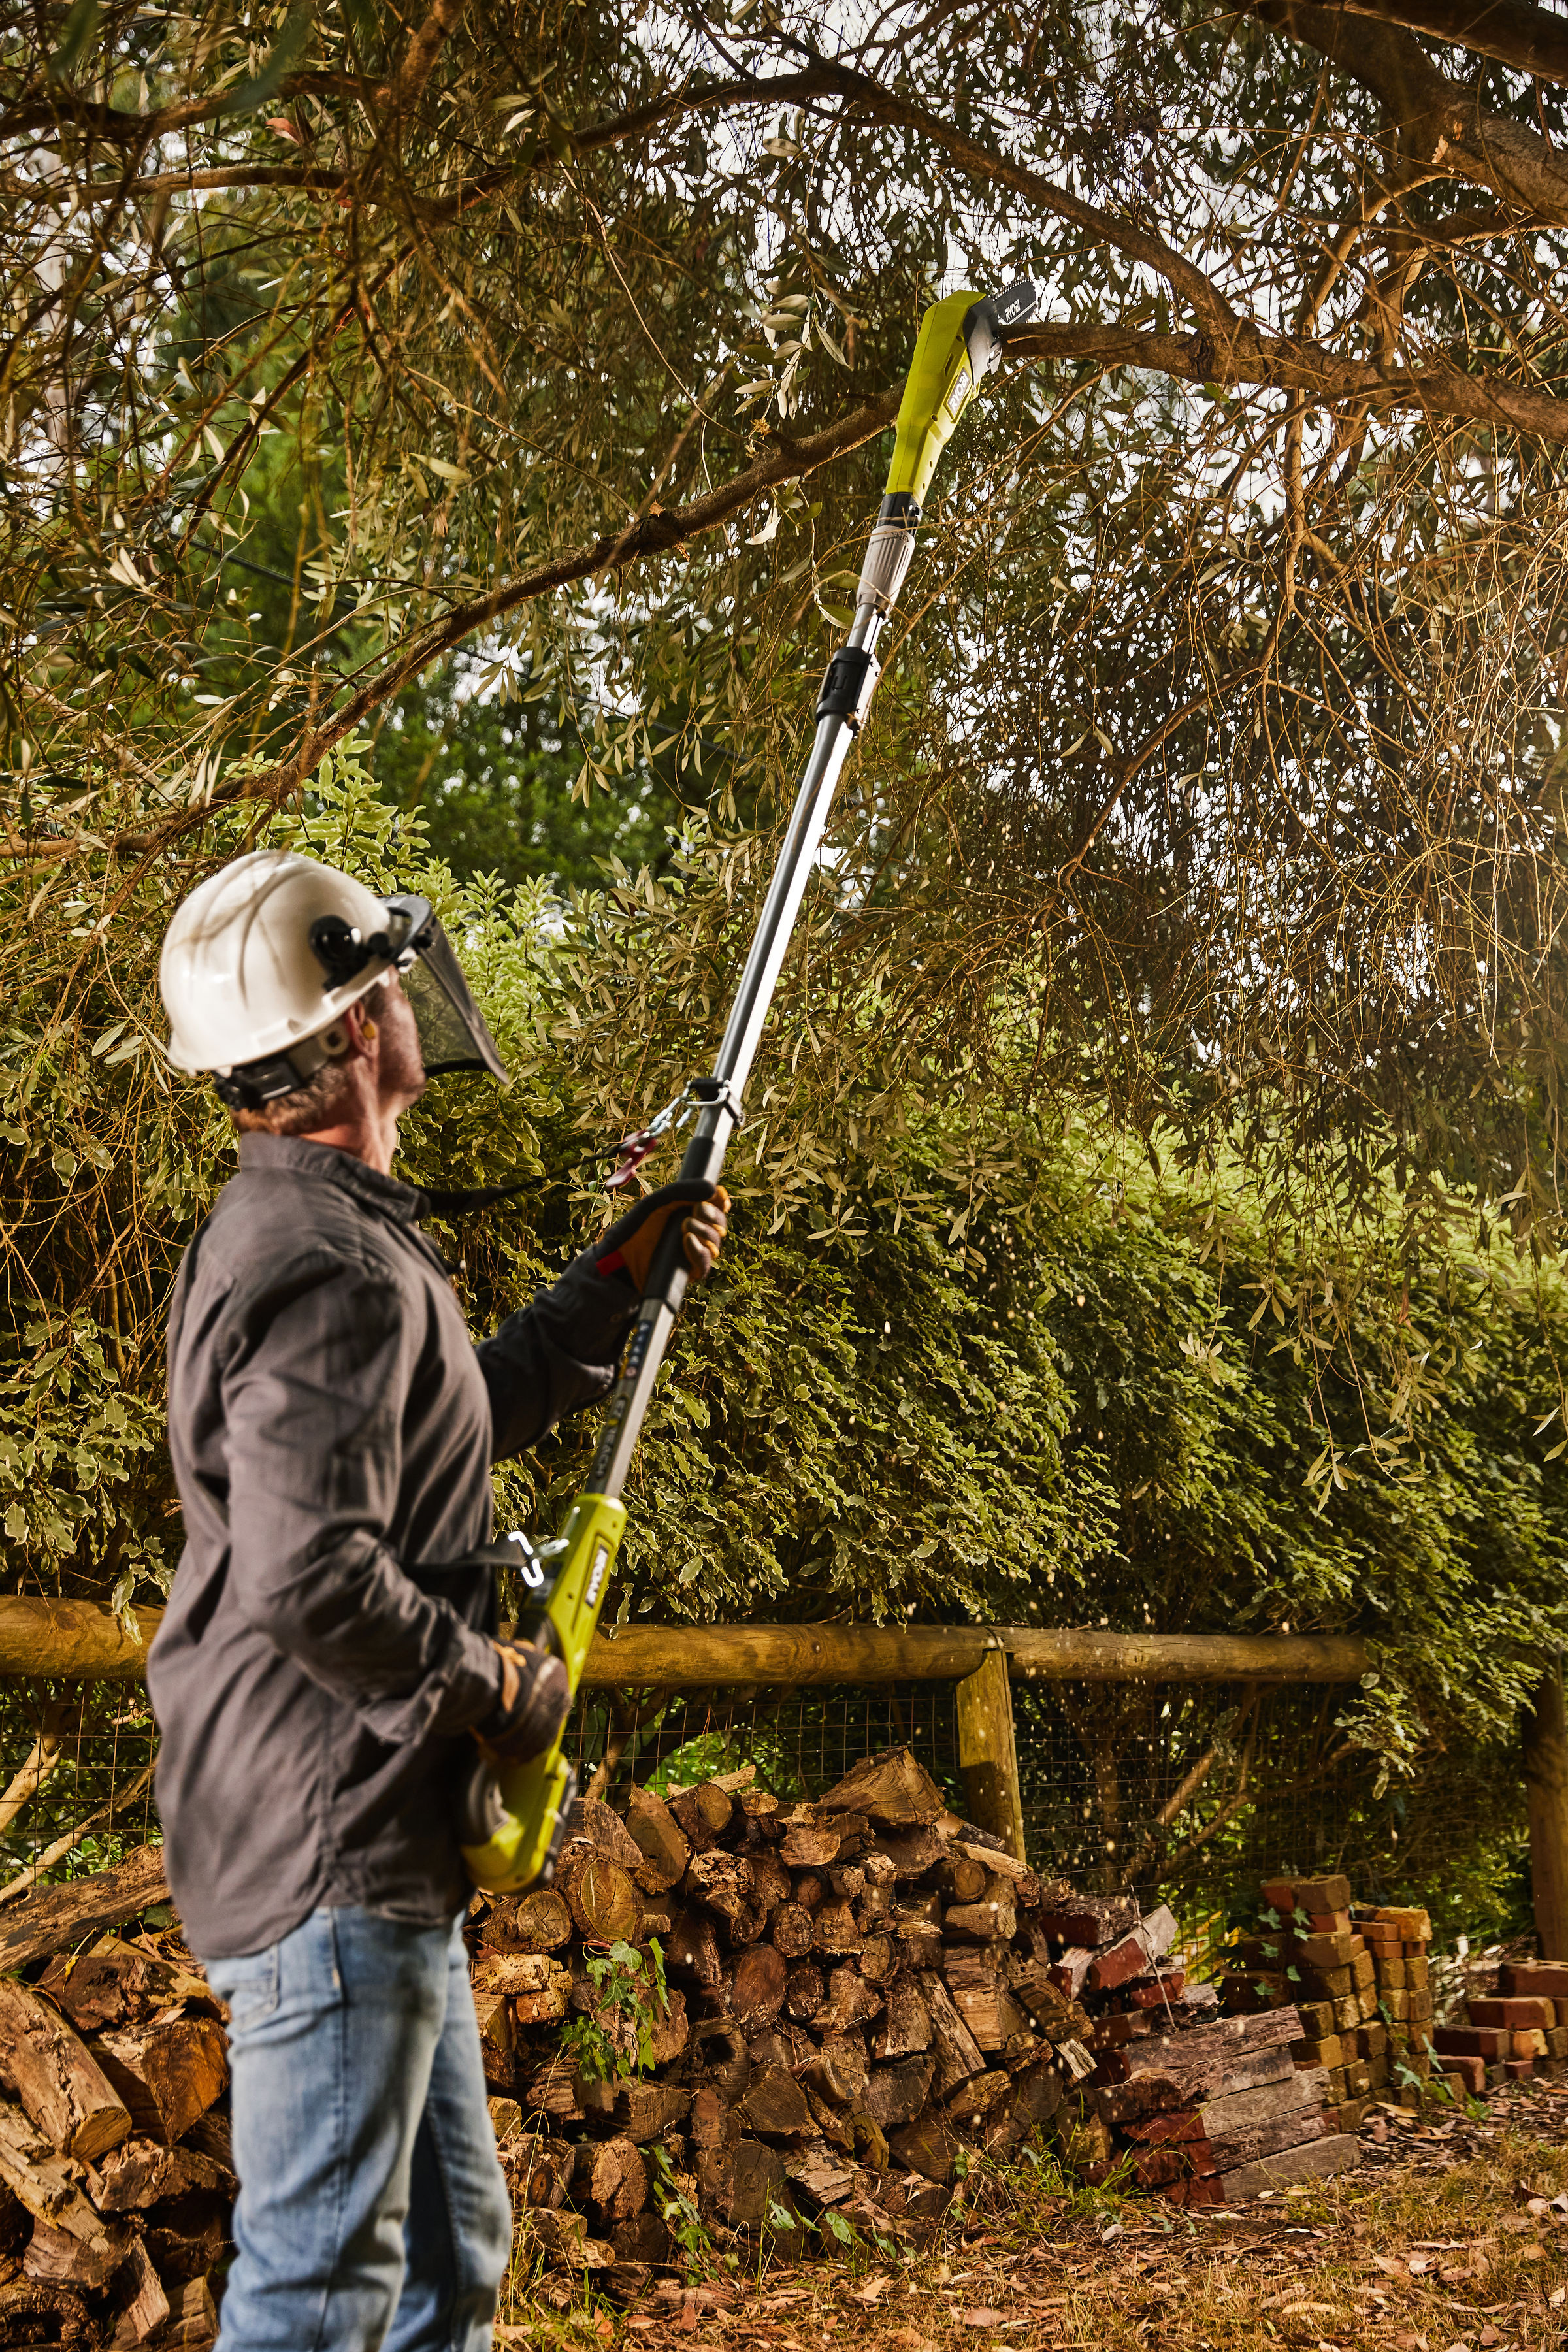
left=0, top=1774, right=1416, bottom=2338
left=470, top=1748, right=1362, bottom=2273
left=0, top=1859, right=229, bottom=2350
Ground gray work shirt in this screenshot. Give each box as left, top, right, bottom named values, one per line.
left=148, top=1133, right=636, bottom=1959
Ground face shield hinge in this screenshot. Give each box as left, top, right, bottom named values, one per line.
left=309, top=896, right=431, bottom=988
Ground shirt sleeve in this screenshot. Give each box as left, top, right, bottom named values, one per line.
left=478, top=1249, right=641, bottom=1463
left=220, top=1254, right=506, bottom=1745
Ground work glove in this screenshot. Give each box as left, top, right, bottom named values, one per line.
left=475, top=1641, right=571, bottom=1765
left=592, top=1179, right=730, bottom=1292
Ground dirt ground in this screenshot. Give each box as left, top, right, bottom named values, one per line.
left=499, top=2085, right=1568, bottom=2352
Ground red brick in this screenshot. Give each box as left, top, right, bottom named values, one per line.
left=1467, top=1997, right=1554, bottom=2030
left=1092, top=1935, right=1158, bottom=1995
left=1260, top=1881, right=1297, bottom=1914
left=1433, top=2025, right=1511, bottom=2060
left=1501, top=1962, right=1568, bottom=2002
left=1087, top=2012, right=1149, bottom=2048
left=1128, top=1972, right=1186, bottom=2008
left=1435, top=2053, right=1486, bottom=2096
left=1292, top=1876, right=1352, bottom=1914
left=1371, top=1905, right=1430, bottom=1940
left=1298, top=1930, right=1361, bottom=1968
left=1126, top=2108, right=1201, bottom=2147
left=1306, top=1910, right=1351, bottom=1934
left=1505, top=2057, right=1538, bottom=2081
left=1161, top=2176, right=1225, bottom=2208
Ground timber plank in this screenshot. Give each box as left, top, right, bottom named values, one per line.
left=0, top=1848, right=169, bottom=1975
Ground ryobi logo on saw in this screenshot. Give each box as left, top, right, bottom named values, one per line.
left=585, top=1544, right=611, bottom=1608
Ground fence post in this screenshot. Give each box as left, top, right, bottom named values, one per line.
left=1524, top=1650, right=1568, bottom=1960
left=956, top=1646, right=1026, bottom=1863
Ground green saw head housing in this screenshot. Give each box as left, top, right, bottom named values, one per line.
left=882, top=278, right=1039, bottom=517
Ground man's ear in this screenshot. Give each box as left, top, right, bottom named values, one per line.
left=339, top=1001, right=378, bottom=1061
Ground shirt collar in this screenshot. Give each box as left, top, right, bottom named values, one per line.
left=235, top=1133, right=427, bottom=1227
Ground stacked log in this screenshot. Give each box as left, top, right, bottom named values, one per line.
left=0, top=1855, right=229, bottom=2347
left=474, top=1748, right=1360, bottom=2265
left=0, top=1788, right=1396, bottom=2326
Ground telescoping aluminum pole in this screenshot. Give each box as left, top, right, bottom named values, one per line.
left=463, top=276, right=1039, bottom=1893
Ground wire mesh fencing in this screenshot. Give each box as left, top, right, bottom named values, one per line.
left=564, top=1680, right=964, bottom=1810
left=0, top=1663, right=1526, bottom=1954
left=0, top=1679, right=159, bottom=1899
left=1008, top=1674, right=1526, bottom=1968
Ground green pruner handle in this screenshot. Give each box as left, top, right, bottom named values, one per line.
left=461, top=1491, right=627, bottom=1895
left=461, top=1744, right=577, bottom=1895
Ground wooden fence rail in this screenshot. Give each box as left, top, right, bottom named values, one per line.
left=0, top=1599, right=1371, bottom=1876
left=0, top=1599, right=1367, bottom=1690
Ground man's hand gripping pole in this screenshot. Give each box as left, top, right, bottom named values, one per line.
left=461, top=276, right=1039, bottom=1894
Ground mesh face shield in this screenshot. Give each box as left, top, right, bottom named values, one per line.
left=399, top=915, right=510, bottom=1083
left=210, top=884, right=510, bottom=1111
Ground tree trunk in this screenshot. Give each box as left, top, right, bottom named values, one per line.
left=1524, top=1650, right=1568, bottom=1961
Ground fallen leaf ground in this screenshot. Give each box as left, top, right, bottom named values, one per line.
left=499, top=2083, right=1568, bottom=2352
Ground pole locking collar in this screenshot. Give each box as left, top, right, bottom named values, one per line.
left=817, top=645, right=880, bottom=732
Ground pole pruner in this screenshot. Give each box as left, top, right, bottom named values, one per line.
left=461, top=276, right=1039, bottom=1892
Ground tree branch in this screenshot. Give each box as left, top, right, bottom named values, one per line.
left=1009, top=313, right=1568, bottom=442
left=26, top=383, right=902, bottom=864
left=17, top=291, right=1568, bottom=869
left=1341, top=0, right=1568, bottom=84
left=1236, top=0, right=1568, bottom=220
left=374, top=0, right=466, bottom=117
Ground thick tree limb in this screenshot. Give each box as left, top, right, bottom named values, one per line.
left=48, top=47, right=1235, bottom=332
left=18, top=294, right=1568, bottom=868
left=37, top=384, right=903, bottom=862
left=0, top=1846, right=168, bottom=1973
left=0, top=1710, right=64, bottom=1840
left=1010, top=314, right=1568, bottom=441
left=1238, top=0, right=1568, bottom=220
left=797, top=52, right=1237, bottom=333
left=1341, top=0, right=1568, bottom=83
left=375, top=0, right=466, bottom=117
left=69, top=69, right=848, bottom=218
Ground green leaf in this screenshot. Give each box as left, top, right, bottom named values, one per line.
left=214, top=1, right=315, bottom=118
left=48, top=0, right=100, bottom=81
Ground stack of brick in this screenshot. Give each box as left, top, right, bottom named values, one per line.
left=1221, top=1876, right=1435, bottom=2132
left=1431, top=1960, right=1568, bottom=2096
left=1224, top=1875, right=1373, bottom=2129
left=1353, top=1904, right=1435, bottom=2110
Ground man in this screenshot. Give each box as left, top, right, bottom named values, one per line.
left=149, top=848, right=727, bottom=2351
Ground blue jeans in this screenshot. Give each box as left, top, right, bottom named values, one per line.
left=203, top=1907, right=513, bottom=2352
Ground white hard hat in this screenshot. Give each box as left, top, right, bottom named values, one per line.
left=159, top=849, right=508, bottom=1108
